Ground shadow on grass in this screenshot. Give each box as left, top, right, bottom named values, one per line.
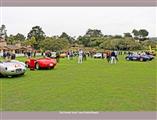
left=0, top=74, right=26, bottom=79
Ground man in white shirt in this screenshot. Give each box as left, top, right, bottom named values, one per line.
left=78, top=49, right=83, bottom=64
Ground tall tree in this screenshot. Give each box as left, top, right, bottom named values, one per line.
left=85, top=29, right=103, bottom=37
left=132, top=29, right=139, bottom=39
left=0, top=24, right=7, bottom=39
left=60, top=32, right=70, bottom=40
left=6, top=33, right=25, bottom=45
left=7, top=35, right=16, bottom=44
left=113, top=35, right=122, bottom=38
left=124, top=33, right=132, bottom=38
left=14, top=33, right=26, bottom=42
left=99, top=38, right=142, bottom=50
left=77, top=36, right=91, bottom=47
left=139, top=29, right=149, bottom=40
left=142, top=40, right=157, bottom=49
left=24, top=36, right=37, bottom=47
left=27, top=26, right=45, bottom=49
left=59, top=32, right=74, bottom=43
left=40, top=37, right=69, bottom=51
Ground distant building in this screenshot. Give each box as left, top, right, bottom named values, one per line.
left=0, top=37, right=34, bottom=54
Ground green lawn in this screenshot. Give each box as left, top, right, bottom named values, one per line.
left=0, top=56, right=157, bottom=111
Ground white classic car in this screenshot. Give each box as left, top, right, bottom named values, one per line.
left=0, top=60, right=26, bottom=77
left=93, top=53, right=103, bottom=58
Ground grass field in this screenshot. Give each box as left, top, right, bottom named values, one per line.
left=0, top=56, right=157, bottom=111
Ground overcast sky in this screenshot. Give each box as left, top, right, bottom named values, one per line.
left=1, top=7, right=157, bottom=37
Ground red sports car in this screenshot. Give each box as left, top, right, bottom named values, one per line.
left=25, top=58, right=57, bottom=70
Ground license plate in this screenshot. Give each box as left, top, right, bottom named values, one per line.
left=16, top=69, right=22, bottom=73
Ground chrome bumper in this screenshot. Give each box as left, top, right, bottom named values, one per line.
left=1, top=69, right=26, bottom=76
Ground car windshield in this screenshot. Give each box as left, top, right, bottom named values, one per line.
left=3, top=60, right=11, bottom=63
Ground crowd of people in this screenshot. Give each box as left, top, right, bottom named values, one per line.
left=1, top=50, right=38, bottom=61
left=65, top=49, right=120, bottom=64
left=2, top=51, right=16, bottom=61
left=24, top=51, right=37, bottom=58
left=105, top=51, right=118, bottom=64
left=1, top=49, right=121, bottom=65
left=3, top=49, right=154, bottom=64
left=66, top=49, right=87, bottom=64
left=4, top=47, right=147, bottom=65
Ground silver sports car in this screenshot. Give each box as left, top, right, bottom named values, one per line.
left=0, top=60, right=26, bottom=77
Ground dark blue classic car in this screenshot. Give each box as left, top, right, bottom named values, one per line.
left=125, top=54, right=154, bottom=61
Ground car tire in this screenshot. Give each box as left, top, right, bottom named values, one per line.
left=140, top=58, right=143, bottom=62
left=25, top=62, right=29, bottom=68
left=49, top=66, right=54, bottom=69
left=150, top=58, right=153, bottom=61
left=35, top=63, right=40, bottom=70
left=8, top=75, right=13, bottom=78
left=126, top=57, right=130, bottom=61
left=0, top=73, right=2, bottom=77
left=20, top=73, right=25, bottom=76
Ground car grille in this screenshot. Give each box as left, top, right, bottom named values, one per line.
left=16, top=69, right=22, bottom=73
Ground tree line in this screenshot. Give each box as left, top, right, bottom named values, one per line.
left=1, top=25, right=157, bottom=51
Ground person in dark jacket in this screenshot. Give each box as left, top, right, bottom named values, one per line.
left=34, top=50, right=36, bottom=57
left=3, top=51, right=7, bottom=60
left=27, top=51, right=31, bottom=58
left=83, top=52, right=87, bottom=61
left=110, top=51, right=117, bottom=64
left=6, top=51, right=11, bottom=60
left=11, top=53, right=16, bottom=60
left=56, top=51, right=60, bottom=63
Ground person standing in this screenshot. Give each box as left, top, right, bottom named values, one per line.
left=83, top=52, right=87, bottom=61
left=69, top=50, right=73, bottom=60
left=78, top=49, right=83, bottom=64
left=110, top=51, right=117, bottom=64
left=114, top=50, right=118, bottom=61
left=67, top=51, right=70, bottom=60
left=41, top=52, right=44, bottom=56
left=56, top=51, right=60, bottom=63
left=101, top=52, right=104, bottom=59
left=3, top=51, right=7, bottom=60
left=27, top=51, right=31, bottom=58
left=106, top=51, right=111, bottom=63
left=11, top=53, right=16, bottom=60
left=6, top=51, right=11, bottom=60
left=34, top=50, right=36, bottom=58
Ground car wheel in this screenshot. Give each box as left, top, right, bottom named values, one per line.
left=140, top=58, right=143, bottom=62
left=25, top=62, right=29, bottom=68
left=35, top=63, right=40, bottom=70
left=0, top=73, right=2, bottom=77
left=126, top=57, right=130, bottom=61
left=51, top=66, right=55, bottom=69
left=8, top=75, right=13, bottom=78
left=19, top=73, right=25, bottom=76
left=20, top=72, right=25, bottom=75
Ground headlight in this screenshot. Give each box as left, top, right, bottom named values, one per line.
left=49, top=63, right=53, bottom=66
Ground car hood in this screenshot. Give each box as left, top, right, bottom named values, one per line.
left=94, top=53, right=102, bottom=56
left=0, top=61, right=25, bottom=70
left=37, top=58, right=57, bottom=64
